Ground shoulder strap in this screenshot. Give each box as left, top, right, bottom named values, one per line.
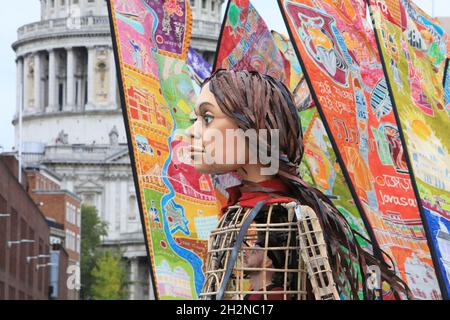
left=216, top=199, right=268, bottom=300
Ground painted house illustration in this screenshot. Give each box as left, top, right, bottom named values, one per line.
left=156, top=260, right=192, bottom=299
left=199, top=175, right=211, bottom=192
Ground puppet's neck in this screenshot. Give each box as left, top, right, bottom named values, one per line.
left=236, top=164, right=275, bottom=183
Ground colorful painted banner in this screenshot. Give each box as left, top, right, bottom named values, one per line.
left=279, top=0, right=443, bottom=299
left=214, top=0, right=290, bottom=83
left=299, top=108, right=371, bottom=247
left=270, top=30, right=371, bottom=247
left=271, top=30, right=314, bottom=111
left=108, top=0, right=222, bottom=300
left=187, top=47, right=212, bottom=86
left=271, top=30, right=305, bottom=95
left=369, top=0, right=450, bottom=298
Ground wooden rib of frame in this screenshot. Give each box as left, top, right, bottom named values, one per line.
left=200, top=202, right=340, bottom=300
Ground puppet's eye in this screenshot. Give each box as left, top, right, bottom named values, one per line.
left=189, top=117, right=197, bottom=125
left=203, top=113, right=214, bottom=125
left=189, top=112, right=198, bottom=124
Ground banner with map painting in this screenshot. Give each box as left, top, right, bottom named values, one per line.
left=215, top=0, right=371, bottom=256
left=108, top=0, right=222, bottom=300
left=279, top=0, right=443, bottom=299
left=369, top=0, right=450, bottom=298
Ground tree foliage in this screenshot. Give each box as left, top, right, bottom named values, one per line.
left=80, top=204, right=108, bottom=299
left=90, top=250, right=128, bottom=300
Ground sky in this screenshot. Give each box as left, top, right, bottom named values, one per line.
left=0, top=0, right=448, bottom=152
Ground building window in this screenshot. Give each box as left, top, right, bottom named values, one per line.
left=70, top=231, right=76, bottom=251
left=66, top=203, right=71, bottom=224
left=66, top=203, right=77, bottom=225
left=76, top=234, right=80, bottom=253
left=128, top=195, right=137, bottom=221
left=211, top=0, right=215, bottom=11
left=58, top=83, right=64, bottom=111
left=190, top=0, right=195, bottom=7
left=76, top=208, right=81, bottom=227
left=65, top=230, right=76, bottom=251
left=202, top=0, right=207, bottom=9
left=72, top=206, right=76, bottom=224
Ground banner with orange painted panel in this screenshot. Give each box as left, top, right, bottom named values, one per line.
left=271, top=30, right=371, bottom=249
left=279, top=0, right=442, bottom=299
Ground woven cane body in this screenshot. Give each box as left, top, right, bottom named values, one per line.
left=200, top=201, right=340, bottom=300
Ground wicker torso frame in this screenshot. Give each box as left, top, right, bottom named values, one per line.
left=200, top=201, right=340, bottom=300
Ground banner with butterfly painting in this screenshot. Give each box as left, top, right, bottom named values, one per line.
left=107, top=0, right=222, bottom=300
left=369, top=0, right=450, bottom=298
left=279, top=0, right=444, bottom=299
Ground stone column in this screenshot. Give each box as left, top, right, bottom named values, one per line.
left=34, top=52, right=42, bottom=112
left=66, top=47, right=75, bottom=111
left=109, top=49, right=117, bottom=107
left=48, top=49, right=57, bottom=112
left=86, top=46, right=96, bottom=110
left=23, top=55, right=31, bottom=113
left=196, top=0, right=201, bottom=17
left=16, top=57, right=24, bottom=117
left=40, top=0, right=46, bottom=20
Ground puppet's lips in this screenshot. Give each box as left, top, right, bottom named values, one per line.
left=188, top=146, right=205, bottom=161
left=188, top=145, right=205, bottom=154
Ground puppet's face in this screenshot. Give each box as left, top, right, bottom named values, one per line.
left=185, top=84, right=247, bottom=174
left=244, top=245, right=273, bottom=270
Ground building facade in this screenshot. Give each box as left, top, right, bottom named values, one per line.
left=26, top=166, right=81, bottom=300
left=0, top=156, right=51, bottom=300
left=12, top=0, right=223, bottom=299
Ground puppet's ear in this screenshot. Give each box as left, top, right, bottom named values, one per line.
left=264, top=253, right=274, bottom=268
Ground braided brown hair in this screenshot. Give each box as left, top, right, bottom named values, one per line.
left=202, top=69, right=412, bottom=300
